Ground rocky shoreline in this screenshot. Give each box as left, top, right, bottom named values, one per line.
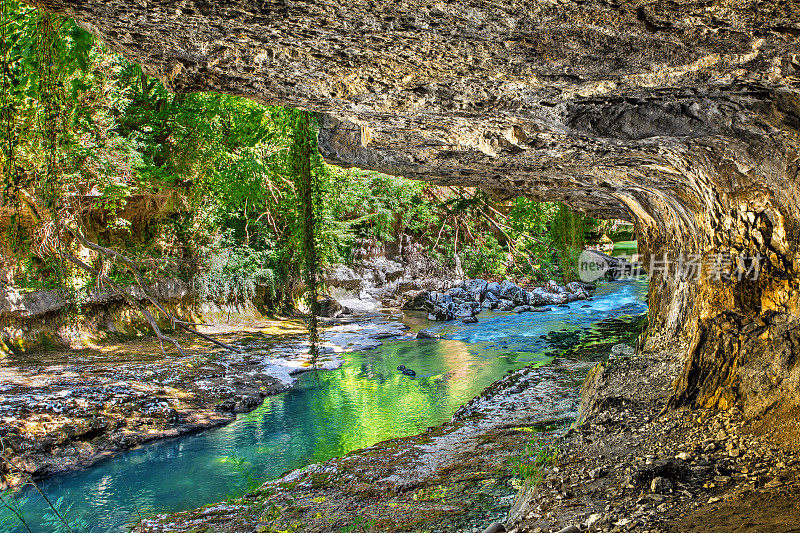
left=0, top=314, right=412, bottom=489
left=506, top=347, right=800, bottom=533
left=132, top=339, right=800, bottom=533
left=401, top=278, right=596, bottom=322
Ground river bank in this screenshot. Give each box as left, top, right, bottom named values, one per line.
left=135, top=358, right=594, bottom=533
left=0, top=314, right=412, bottom=489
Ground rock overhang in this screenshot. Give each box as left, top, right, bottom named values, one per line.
left=30, top=0, right=798, bottom=217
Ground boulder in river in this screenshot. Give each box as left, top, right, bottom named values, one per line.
left=426, top=291, right=452, bottom=305
left=482, top=298, right=498, bottom=310
left=465, top=278, right=488, bottom=300
left=408, top=277, right=594, bottom=321
left=580, top=250, right=643, bottom=279
left=528, top=287, right=568, bottom=306
left=544, top=280, right=566, bottom=294
left=498, top=280, right=521, bottom=300
left=566, top=281, right=595, bottom=294
left=454, top=303, right=478, bottom=318
left=400, top=289, right=428, bottom=311
left=485, top=281, right=501, bottom=296
left=496, top=299, right=515, bottom=312
left=446, top=287, right=467, bottom=299
left=417, top=329, right=441, bottom=339
left=427, top=307, right=452, bottom=321
left=316, top=295, right=343, bottom=318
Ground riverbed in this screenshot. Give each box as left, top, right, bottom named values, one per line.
left=2, top=278, right=647, bottom=532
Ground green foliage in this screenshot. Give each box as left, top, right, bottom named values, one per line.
left=339, top=516, right=376, bottom=533
left=509, top=441, right=559, bottom=486
left=39, top=496, right=89, bottom=533
left=550, top=203, right=588, bottom=283
left=458, top=234, right=507, bottom=279
left=1, top=5, right=134, bottom=205
left=195, top=241, right=277, bottom=305
left=224, top=454, right=263, bottom=496
left=326, top=168, right=436, bottom=243
left=18, top=254, right=64, bottom=290
left=0, top=485, right=89, bottom=533
left=0, top=488, right=31, bottom=532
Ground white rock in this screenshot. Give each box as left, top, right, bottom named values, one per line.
left=585, top=513, right=602, bottom=528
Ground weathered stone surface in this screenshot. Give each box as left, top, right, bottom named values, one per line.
left=399, top=289, right=428, bottom=311
left=465, top=278, right=489, bottom=300
left=323, top=264, right=362, bottom=292
left=0, top=279, right=194, bottom=320
left=0, top=279, right=201, bottom=352
left=31, top=0, right=800, bottom=413
left=530, top=287, right=569, bottom=306
left=0, top=287, right=65, bottom=319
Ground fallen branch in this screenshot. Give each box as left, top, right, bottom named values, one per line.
left=61, top=250, right=187, bottom=356
left=64, top=226, right=241, bottom=352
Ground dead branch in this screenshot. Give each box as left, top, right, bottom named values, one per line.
left=60, top=250, right=187, bottom=357
left=54, top=224, right=243, bottom=354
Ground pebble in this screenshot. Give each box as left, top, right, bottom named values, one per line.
left=650, top=476, right=673, bottom=494
left=585, top=513, right=602, bottom=527
left=589, top=466, right=608, bottom=479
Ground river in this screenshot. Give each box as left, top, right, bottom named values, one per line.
left=3, top=278, right=647, bottom=532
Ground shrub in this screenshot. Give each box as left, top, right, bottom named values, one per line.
left=195, top=244, right=277, bottom=305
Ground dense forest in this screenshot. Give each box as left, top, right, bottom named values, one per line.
left=0, top=3, right=614, bottom=320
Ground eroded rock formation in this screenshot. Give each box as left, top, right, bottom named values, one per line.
left=31, top=0, right=800, bottom=416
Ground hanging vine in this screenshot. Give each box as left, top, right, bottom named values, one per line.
left=31, top=9, right=69, bottom=281
left=0, top=1, right=24, bottom=250
left=288, top=109, right=321, bottom=366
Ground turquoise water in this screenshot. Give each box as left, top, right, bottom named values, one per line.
left=3, top=278, right=647, bottom=533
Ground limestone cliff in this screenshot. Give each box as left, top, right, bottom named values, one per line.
left=30, top=0, right=800, bottom=416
